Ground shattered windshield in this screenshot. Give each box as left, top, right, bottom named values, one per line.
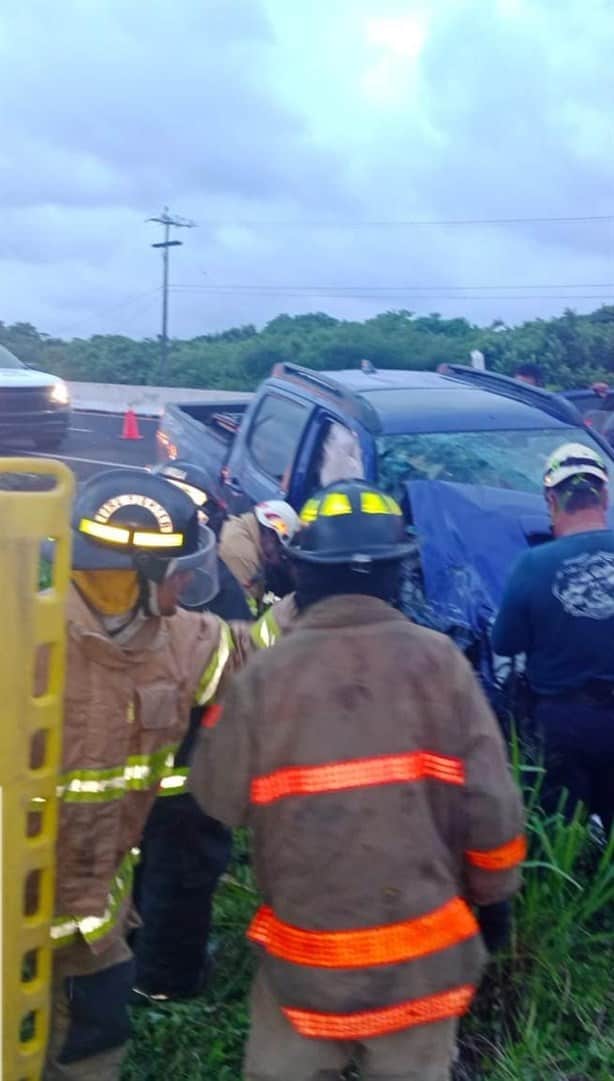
left=376, top=427, right=606, bottom=499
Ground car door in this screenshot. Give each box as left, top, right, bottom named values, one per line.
left=288, top=408, right=368, bottom=507
left=225, top=391, right=313, bottom=508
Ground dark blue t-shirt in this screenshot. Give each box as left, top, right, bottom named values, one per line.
left=492, top=529, right=614, bottom=694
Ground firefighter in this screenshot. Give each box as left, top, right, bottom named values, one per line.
left=132, top=460, right=251, bottom=1002
left=493, top=442, right=614, bottom=832
left=219, top=499, right=300, bottom=614
left=152, top=459, right=251, bottom=621
left=43, top=469, right=234, bottom=1081
left=190, top=480, right=525, bottom=1081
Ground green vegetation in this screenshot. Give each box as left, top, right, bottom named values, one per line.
left=122, top=793, right=613, bottom=1081
left=3, top=306, right=614, bottom=391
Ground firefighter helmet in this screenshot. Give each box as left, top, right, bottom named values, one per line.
left=543, top=442, right=609, bottom=489
left=152, top=459, right=227, bottom=536
left=290, top=480, right=412, bottom=565
left=69, top=469, right=218, bottom=606
left=254, top=500, right=300, bottom=544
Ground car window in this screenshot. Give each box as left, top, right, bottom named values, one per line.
left=376, top=427, right=608, bottom=498
left=247, top=394, right=309, bottom=481
left=319, top=421, right=364, bottom=487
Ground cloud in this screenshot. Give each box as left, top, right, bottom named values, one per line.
left=0, top=0, right=613, bottom=339
left=0, top=0, right=346, bottom=211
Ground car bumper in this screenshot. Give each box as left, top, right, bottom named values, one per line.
left=0, top=406, right=70, bottom=440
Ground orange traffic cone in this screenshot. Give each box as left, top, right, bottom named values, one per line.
left=121, top=408, right=143, bottom=440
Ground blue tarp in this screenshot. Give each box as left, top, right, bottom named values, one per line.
left=404, top=480, right=549, bottom=637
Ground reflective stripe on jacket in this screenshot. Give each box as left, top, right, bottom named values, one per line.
left=190, top=595, right=525, bottom=1039
left=52, top=586, right=233, bottom=953
left=249, top=592, right=299, bottom=650
left=51, top=848, right=140, bottom=948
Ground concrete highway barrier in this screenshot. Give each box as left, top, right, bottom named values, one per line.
left=67, top=381, right=252, bottom=416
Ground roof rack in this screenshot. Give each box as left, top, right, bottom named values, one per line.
left=444, top=364, right=582, bottom=426
left=271, top=362, right=380, bottom=431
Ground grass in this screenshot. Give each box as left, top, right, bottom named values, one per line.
left=122, top=778, right=613, bottom=1081
left=122, top=839, right=257, bottom=1080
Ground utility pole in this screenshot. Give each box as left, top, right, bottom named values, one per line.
left=147, top=207, right=195, bottom=382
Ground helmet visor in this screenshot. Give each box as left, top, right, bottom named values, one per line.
left=174, top=525, right=219, bottom=609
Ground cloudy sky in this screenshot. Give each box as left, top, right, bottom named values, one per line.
left=1, top=0, right=613, bottom=339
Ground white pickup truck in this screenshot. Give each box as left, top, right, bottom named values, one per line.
left=0, top=344, right=70, bottom=450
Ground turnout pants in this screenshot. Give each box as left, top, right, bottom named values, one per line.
left=536, top=696, right=614, bottom=833
left=132, top=791, right=232, bottom=996
left=244, top=967, right=458, bottom=1081
left=44, top=936, right=134, bottom=1081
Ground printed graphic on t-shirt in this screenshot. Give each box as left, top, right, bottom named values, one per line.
left=553, top=550, right=614, bottom=619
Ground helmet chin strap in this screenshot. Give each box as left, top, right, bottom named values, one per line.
left=136, top=558, right=177, bottom=617
left=144, top=579, right=161, bottom=617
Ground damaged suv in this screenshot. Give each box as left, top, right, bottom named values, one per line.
left=158, top=361, right=614, bottom=702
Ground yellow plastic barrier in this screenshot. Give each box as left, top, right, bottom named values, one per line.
left=0, top=460, right=73, bottom=1081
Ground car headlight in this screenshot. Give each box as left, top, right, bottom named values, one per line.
left=49, top=380, right=70, bottom=406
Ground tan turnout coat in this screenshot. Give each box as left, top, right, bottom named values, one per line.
left=51, top=585, right=232, bottom=954
left=191, top=595, right=525, bottom=1039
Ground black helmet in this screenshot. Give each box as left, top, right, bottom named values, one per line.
left=152, top=459, right=212, bottom=510
left=70, top=468, right=218, bottom=606
left=290, top=480, right=412, bottom=565
left=151, top=459, right=227, bottom=534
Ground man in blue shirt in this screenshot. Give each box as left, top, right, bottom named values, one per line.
left=492, top=442, right=614, bottom=833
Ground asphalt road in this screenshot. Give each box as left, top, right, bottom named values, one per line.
left=1, top=409, right=159, bottom=482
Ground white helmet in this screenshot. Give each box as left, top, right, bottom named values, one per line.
left=254, top=500, right=300, bottom=543
left=544, top=442, right=609, bottom=489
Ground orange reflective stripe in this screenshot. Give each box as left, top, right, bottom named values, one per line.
left=283, top=984, right=475, bottom=1040
left=250, top=751, right=464, bottom=805
left=248, top=897, right=478, bottom=968
left=202, top=704, right=223, bottom=729
left=465, top=834, right=527, bottom=871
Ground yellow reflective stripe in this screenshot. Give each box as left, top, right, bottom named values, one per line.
left=158, top=768, right=190, bottom=795
left=50, top=918, right=79, bottom=948
left=57, top=745, right=178, bottom=802
left=300, top=498, right=320, bottom=523
left=320, top=492, right=352, bottom=517
left=361, top=491, right=401, bottom=515
left=133, top=530, right=184, bottom=548
left=194, top=623, right=233, bottom=706
left=384, top=495, right=403, bottom=515
left=79, top=518, right=130, bottom=544
left=79, top=518, right=184, bottom=548
left=51, top=848, right=140, bottom=947
left=250, top=609, right=281, bottom=650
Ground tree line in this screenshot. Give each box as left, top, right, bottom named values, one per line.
left=3, top=306, right=614, bottom=390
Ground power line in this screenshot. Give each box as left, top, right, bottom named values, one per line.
left=53, top=287, right=162, bottom=339
left=199, top=213, right=614, bottom=229
left=172, top=281, right=614, bottom=293
left=170, top=285, right=612, bottom=303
